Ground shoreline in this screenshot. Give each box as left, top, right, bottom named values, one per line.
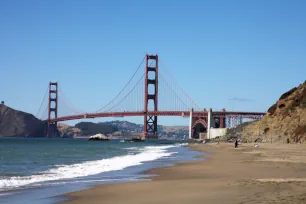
left=61, top=142, right=306, bottom=204
left=57, top=144, right=201, bottom=203
left=0, top=141, right=197, bottom=204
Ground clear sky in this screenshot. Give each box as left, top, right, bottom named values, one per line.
left=0, top=0, right=305, bottom=126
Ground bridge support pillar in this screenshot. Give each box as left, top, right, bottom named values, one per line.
left=189, top=108, right=193, bottom=139
left=220, top=115, right=225, bottom=128
left=47, top=82, right=58, bottom=137
left=144, top=54, right=158, bottom=139
left=207, top=108, right=213, bottom=139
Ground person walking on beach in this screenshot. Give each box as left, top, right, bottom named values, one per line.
left=234, top=139, right=238, bottom=148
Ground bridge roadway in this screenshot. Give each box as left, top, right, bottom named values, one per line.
left=44, top=111, right=266, bottom=123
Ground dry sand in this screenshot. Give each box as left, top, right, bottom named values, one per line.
left=62, top=143, right=306, bottom=204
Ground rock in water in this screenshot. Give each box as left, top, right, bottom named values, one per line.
left=89, top=133, right=110, bottom=141
left=125, top=137, right=145, bottom=142
left=0, top=104, right=45, bottom=137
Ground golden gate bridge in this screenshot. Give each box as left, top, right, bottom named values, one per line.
left=36, top=54, right=265, bottom=138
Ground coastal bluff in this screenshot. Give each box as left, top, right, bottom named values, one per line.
left=227, top=81, right=306, bottom=143
left=0, top=104, right=45, bottom=137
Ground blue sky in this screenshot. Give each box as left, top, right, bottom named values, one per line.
left=0, top=0, right=305, bottom=126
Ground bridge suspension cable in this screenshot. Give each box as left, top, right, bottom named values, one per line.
left=58, top=86, right=85, bottom=116
left=104, top=73, right=145, bottom=112
left=159, top=59, right=201, bottom=110
left=96, top=56, right=146, bottom=112
left=36, top=86, right=49, bottom=119
left=41, top=106, right=49, bottom=121
left=158, top=72, right=189, bottom=111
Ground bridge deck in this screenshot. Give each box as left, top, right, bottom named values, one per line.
left=44, top=111, right=266, bottom=123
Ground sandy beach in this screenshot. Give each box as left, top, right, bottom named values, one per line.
left=62, top=143, right=306, bottom=204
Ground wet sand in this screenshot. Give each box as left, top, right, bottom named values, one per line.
left=62, top=143, right=306, bottom=204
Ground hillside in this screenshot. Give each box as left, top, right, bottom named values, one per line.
left=60, top=120, right=189, bottom=138
left=227, top=81, right=306, bottom=143
left=57, top=123, right=81, bottom=138
left=102, top=120, right=143, bottom=132
left=162, top=126, right=188, bottom=133
left=105, top=121, right=188, bottom=138
left=0, top=104, right=45, bottom=137
left=75, top=122, right=118, bottom=136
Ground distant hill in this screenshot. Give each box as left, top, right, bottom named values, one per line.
left=101, top=120, right=188, bottom=138
left=0, top=104, right=189, bottom=138
left=75, top=122, right=118, bottom=136
left=162, top=126, right=188, bottom=133
left=227, top=81, right=306, bottom=143
left=69, top=120, right=188, bottom=138
left=57, top=123, right=81, bottom=138
left=101, top=120, right=143, bottom=132
left=0, top=104, right=45, bottom=137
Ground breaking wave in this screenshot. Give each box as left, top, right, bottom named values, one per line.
left=0, top=145, right=176, bottom=190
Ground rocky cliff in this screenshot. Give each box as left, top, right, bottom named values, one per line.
left=0, top=104, right=45, bottom=137
left=227, top=81, right=306, bottom=143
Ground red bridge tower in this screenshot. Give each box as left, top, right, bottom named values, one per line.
left=47, top=82, right=58, bottom=137
left=144, top=54, right=158, bottom=138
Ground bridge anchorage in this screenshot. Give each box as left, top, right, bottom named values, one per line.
left=40, top=54, right=265, bottom=139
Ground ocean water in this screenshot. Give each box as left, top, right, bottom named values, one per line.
left=0, top=138, right=201, bottom=204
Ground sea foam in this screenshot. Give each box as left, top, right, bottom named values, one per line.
left=0, top=145, right=176, bottom=190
